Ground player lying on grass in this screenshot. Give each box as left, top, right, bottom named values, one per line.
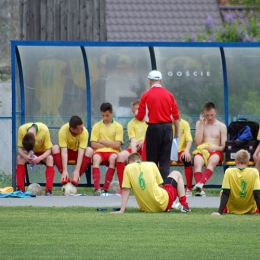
left=111, top=153, right=191, bottom=213
left=212, top=149, right=260, bottom=216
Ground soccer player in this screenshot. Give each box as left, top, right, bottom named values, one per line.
left=16, top=122, right=55, bottom=196
left=253, top=130, right=260, bottom=174
left=90, top=102, right=124, bottom=196
left=135, top=70, right=180, bottom=182
left=212, top=149, right=260, bottom=215
left=112, top=153, right=191, bottom=213
left=172, top=118, right=193, bottom=196
left=52, top=116, right=93, bottom=186
left=116, top=99, right=147, bottom=190
left=192, top=102, right=227, bottom=196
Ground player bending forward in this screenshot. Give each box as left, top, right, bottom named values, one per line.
left=112, top=153, right=191, bottom=213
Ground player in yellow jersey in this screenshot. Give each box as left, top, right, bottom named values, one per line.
left=91, top=102, right=124, bottom=196
left=212, top=149, right=260, bottom=215
left=16, top=123, right=55, bottom=195
left=116, top=100, right=147, bottom=190
left=172, top=118, right=193, bottom=196
left=52, top=116, right=93, bottom=186
left=112, top=153, right=191, bottom=213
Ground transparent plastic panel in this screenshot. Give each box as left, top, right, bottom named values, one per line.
left=84, top=47, right=151, bottom=127
left=225, top=48, right=260, bottom=123
left=18, top=46, right=86, bottom=127
left=154, top=47, right=224, bottom=129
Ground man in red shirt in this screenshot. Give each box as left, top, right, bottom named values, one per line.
left=135, top=70, right=180, bottom=181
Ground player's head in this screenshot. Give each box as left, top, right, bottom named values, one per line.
left=22, top=132, right=35, bottom=152
left=203, top=102, right=217, bottom=122
left=100, top=102, right=113, bottom=124
left=235, top=149, right=250, bottom=165
left=131, top=99, right=139, bottom=115
left=69, top=116, right=84, bottom=135
left=128, top=153, right=142, bottom=164
left=147, top=70, right=162, bottom=86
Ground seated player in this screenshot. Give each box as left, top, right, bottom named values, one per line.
left=52, top=116, right=93, bottom=186
left=116, top=99, right=147, bottom=190
left=16, top=122, right=55, bottom=196
left=212, top=149, right=260, bottom=216
left=192, top=102, right=227, bottom=196
left=172, top=118, right=193, bottom=196
left=112, top=153, right=191, bottom=213
left=91, top=102, right=124, bottom=196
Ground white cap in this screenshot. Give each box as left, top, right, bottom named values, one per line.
left=147, top=70, right=162, bottom=80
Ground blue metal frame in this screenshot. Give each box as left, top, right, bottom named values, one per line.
left=10, top=40, right=260, bottom=189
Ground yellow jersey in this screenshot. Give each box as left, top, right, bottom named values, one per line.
left=222, top=167, right=260, bottom=214
left=17, top=123, right=53, bottom=153
left=90, top=119, right=124, bottom=153
left=59, top=123, right=89, bottom=151
left=123, top=161, right=168, bottom=212
left=127, top=118, right=147, bottom=148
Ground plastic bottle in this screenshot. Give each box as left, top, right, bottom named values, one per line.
left=28, top=150, right=36, bottom=170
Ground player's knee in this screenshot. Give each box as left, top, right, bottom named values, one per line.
left=17, top=154, right=26, bottom=164
left=46, top=155, right=54, bottom=166
left=85, top=147, right=94, bottom=157
left=52, top=145, right=60, bottom=154
left=117, top=152, right=127, bottom=162
left=164, top=176, right=178, bottom=189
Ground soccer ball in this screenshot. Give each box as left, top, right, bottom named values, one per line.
left=107, top=181, right=120, bottom=194
left=62, top=183, right=77, bottom=196
left=27, top=183, right=42, bottom=196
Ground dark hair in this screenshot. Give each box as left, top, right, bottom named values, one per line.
left=69, top=116, right=83, bottom=129
left=131, top=99, right=140, bottom=107
left=22, top=132, right=35, bottom=152
left=203, top=102, right=216, bottom=111
left=128, top=153, right=142, bottom=164
left=100, top=102, right=113, bottom=113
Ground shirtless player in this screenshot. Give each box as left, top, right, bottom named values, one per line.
left=192, top=102, right=227, bottom=196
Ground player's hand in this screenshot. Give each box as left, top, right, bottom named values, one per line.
left=136, top=141, right=144, bottom=150
left=211, top=212, right=221, bottom=216
left=72, top=170, right=80, bottom=183
left=181, top=151, right=191, bottom=162
left=61, top=171, right=69, bottom=181
left=205, top=146, right=216, bottom=152
left=111, top=210, right=124, bottom=214
left=199, top=113, right=206, bottom=123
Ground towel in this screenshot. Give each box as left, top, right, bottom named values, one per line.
left=192, top=142, right=214, bottom=166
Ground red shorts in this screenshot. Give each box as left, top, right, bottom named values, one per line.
left=195, top=151, right=223, bottom=165
left=94, top=152, right=117, bottom=166
left=67, top=149, right=79, bottom=162
left=163, top=184, right=178, bottom=212
left=125, top=148, right=143, bottom=156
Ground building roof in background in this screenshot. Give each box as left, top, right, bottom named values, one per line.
left=219, top=5, right=249, bottom=24
left=106, top=0, right=223, bottom=41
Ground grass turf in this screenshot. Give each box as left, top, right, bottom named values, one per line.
left=0, top=206, right=259, bottom=260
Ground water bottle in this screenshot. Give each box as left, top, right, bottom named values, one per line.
left=28, top=150, right=36, bottom=170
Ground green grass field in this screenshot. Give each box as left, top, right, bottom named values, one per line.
left=0, top=206, right=259, bottom=260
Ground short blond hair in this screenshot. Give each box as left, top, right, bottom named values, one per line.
left=235, top=149, right=250, bottom=164
left=131, top=99, right=139, bottom=107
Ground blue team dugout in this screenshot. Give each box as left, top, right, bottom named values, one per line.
left=10, top=41, right=260, bottom=189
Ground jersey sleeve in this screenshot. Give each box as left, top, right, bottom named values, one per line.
left=116, top=123, right=124, bottom=144
left=79, top=128, right=89, bottom=149
left=90, top=123, right=99, bottom=142
left=122, top=165, right=132, bottom=189
left=171, top=95, right=180, bottom=121
left=58, top=127, right=68, bottom=148
left=184, top=121, right=193, bottom=142
left=127, top=120, right=135, bottom=141
left=43, top=128, right=53, bottom=150
left=17, top=126, right=24, bottom=148
left=222, top=169, right=231, bottom=189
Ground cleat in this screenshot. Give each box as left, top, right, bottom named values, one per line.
left=171, top=201, right=181, bottom=210
left=192, top=183, right=203, bottom=192
left=45, top=190, right=52, bottom=196
left=180, top=205, right=191, bottom=213
left=94, top=189, right=103, bottom=196
left=185, top=189, right=192, bottom=197
left=195, top=190, right=206, bottom=197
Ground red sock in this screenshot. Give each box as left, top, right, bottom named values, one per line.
left=179, top=195, right=189, bottom=208
left=103, top=168, right=115, bottom=190
left=194, top=172, right=202, bottom=184
left=53, top=153, right=63, bottom=173
left=184, top=166, right=193, bottom=190
left=256, top=208, right=259, bottom=213
left=116, top=162, right=125, bottom=188
left=92, top=167, right=101, bottom=189
left=45, top=166, right=55, bottom=191
left=200, top=168, right=213, bottom=184
left=79, top=156, right=91, bottom=176
left=223, top=206, right=228, bottom=213
left=16, top=164, right=26, bottom=191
